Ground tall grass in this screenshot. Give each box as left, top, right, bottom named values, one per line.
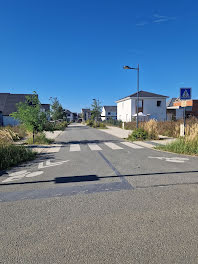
left=156, top=136, right=198, bottom=155
left=0, top=125, right=27, bottom=144
left=124, top=117, right=198, bottom=138
left=0, top=144, right=36, bottom=171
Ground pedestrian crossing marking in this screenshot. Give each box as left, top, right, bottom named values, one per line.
left=121, top=142, right=143, bottom=149
left=70, top=144, right=81, bottom=151
left=46, top=144, right=62, bottom=153
left=88, top=143, right=102, bottom=151
left=104, top=142, right=123, bottom=150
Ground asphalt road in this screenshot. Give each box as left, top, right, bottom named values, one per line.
left=1, top=124, right=198, bottom=263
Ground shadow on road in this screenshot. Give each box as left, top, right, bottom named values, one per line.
left=1, top=170, right=198, bottom=187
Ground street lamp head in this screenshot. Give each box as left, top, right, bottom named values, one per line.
left=123, top=65, right=135, bottom=70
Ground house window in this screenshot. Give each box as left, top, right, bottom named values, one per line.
left=108, top=112, right=111, bottom=115
left=136, top=100, right=143, bottom=113
left=157, top=101, right=161, bottom=107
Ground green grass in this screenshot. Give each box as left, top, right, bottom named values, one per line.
left=156, top=137, right=198, bottom=155
left=0, top=144, right=36, bottom=171
left=26, top=133, right=54, bottom=145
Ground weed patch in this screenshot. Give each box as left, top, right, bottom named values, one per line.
left=0, top=144, right=36, bottom=171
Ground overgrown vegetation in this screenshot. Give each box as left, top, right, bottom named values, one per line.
left=43, top=121, right=68, bottom=131
left=86, top=120, right=107, bottom=129
left=127, top=120, right=159, bottom=141
left=0, top=125, right=27, bottom=144
left=103, top=119, right=122, bottom=128
left=0, top=144, right=36, bottom=171
left=128, top=128, right=148, bottom=141
left=156, top=136, right=198, bottom=155
left=26, top=133, right=54, bottom=145
left=156, top=122, right=198, bottom=155
left=124, top=117, right=198, bottom=138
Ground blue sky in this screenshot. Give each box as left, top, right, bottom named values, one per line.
left=0, top=0, right=197, bottom=112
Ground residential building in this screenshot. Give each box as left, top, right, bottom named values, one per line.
left=116, top=90, right=168, bottom=122
left=166, top=98, right=184, bottom=120
left=0, top=93, right=50, bottom=126
left=173, top=99, right=198, bottom=118
left=81, top=108, right=91, bottom=121
left=65, top=110, right=74, bottom=122
left=101, top=106, right=117, bottom=121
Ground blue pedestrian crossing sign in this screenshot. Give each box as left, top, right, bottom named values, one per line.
left=180, top=88, right=192, bottom=100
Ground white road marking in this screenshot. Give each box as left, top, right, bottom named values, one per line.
left=9, top=170, right=28, bottom=177
left=133, top=141, right=154, bottom=148
left=148, top=156, right=189, bottom=163
left=88, top=143, right=102, bottom=151
left=38, top=160, right=69, bottom=169
left=46, top=144, right=62, bottom=153
left=104, top=142, right=123, bottom=150
left=70, top=144, right=81, bottom=152
left=2, top=170, right=43, bottom=182
left=121, top=142, right=143, bottom=149
left=25, top=171, right=44, bottom=177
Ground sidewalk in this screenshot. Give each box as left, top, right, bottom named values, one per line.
left=100, top=125, right=176, bottom=148
left=14, top=130, right=63, bottom=154
left=100, top=126, right=132, bottom=139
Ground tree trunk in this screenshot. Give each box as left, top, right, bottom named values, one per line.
left=33, top=129, right=35, bottom=144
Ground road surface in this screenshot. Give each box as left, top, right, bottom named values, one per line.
left=1, top=124, right=198, bottom=263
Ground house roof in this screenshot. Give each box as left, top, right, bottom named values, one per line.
left=116, top=90, right=168, bottom=102
left=81, top=108, right=91, bottom=112
left=0, top=93, right=33, bottom=115
left=41, top=104, right=50, bottom=111
left=103, top=106, right=117, bottom=112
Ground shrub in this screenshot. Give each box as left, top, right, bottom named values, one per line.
left=44, top=121, right=68, bottom=131
left=53, top=121, right=68, bottom=130
left=128, top=128, right=148, bottom=141
left=0, top=144, right=36, bottom=171
left=26, top=133, right=54, bottom=145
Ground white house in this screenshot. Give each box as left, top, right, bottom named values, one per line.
left=101, top=106, right=117, bottom=121
left=116, top=90, right=168, bottom=122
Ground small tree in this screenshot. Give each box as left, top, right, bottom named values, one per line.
left=91, top=99, right=102, bottom=121
left=50, top=97, right=64, bottom=121
left=11, top=92, right=48, bottom=143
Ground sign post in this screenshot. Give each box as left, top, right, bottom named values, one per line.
left=180, top=88, right=192, bottom=135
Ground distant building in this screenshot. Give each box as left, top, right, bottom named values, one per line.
left=173, top=99, right=198, bottom=118
left=116, top=90, right=168, bottom=122
left=101, top=106, right=117, bottom=121
left=166, top=98, right=184, bottom=120
left=0, top=93, right=50, bottom=126
left=65, top=110, right=74, bottom=122
left=81, top=108, right=91, bottom=121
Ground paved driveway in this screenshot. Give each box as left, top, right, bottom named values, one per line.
left=1, top=124, right=198, bottom=263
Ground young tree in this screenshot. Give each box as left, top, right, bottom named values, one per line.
left=11, top=92, right=48, bottom=143
left=91, top=99, right=102, bottom=121
left=50, top=97, right=64, bottom=120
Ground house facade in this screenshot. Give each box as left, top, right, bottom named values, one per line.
left=166, top=98, right=184, bottom=121
left=116, top=91, right=168, bottom=122
left=101, top=106, right=117, bottom=121
left=81, top=108, right=91, bottom=121
left=0, top=93, right=50, bottom=126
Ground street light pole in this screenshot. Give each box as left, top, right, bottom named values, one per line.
left=136, top=64, right=139, bottom=129
left=123, top=64, right=140, bottom=128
